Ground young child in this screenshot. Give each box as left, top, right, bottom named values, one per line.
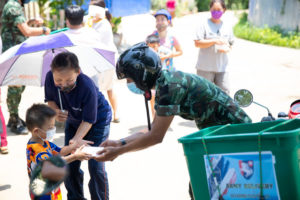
left=146, top=34, right=172, bottom=71
left=146, top=34, right=172, bottom=119
left=26, top=104, right=92, bottom=200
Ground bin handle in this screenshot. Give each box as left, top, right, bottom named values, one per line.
left=257, top=119, right=296, bottom=199
left=201, top=124, right=230, bottom=199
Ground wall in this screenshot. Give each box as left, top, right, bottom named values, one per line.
left=248, top=0, right=300, bottom=31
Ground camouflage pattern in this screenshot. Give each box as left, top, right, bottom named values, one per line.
left=7, top=86, right=25, bottom=116
left=1, top=0, right=26, bottom=52
left=155, top=70, right=252, bottom=129
left=1, top=0, right=27, bottom=119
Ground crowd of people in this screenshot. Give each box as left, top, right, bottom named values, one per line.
left=0, top=0, right=245, bottom=199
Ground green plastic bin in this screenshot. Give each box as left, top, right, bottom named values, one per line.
left=178, top=119, right=300, bottom=200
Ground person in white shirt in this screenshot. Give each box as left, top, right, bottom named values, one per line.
left=85, top=0, right=120, bottom=123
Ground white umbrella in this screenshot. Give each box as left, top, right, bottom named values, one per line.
left=0, top=31, right=115, bottom=86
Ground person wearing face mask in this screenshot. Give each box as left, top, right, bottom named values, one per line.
left=153, top=9, right=182, bottom=72
left=93, top=43, right=251, bottom=199
left=26, top=104, right=93, bottom=200
left=194, top=0, right=234, bottom=94
left=44, top=52, right=112, bottom=200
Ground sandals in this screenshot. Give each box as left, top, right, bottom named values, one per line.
left=0, top=146, right=9, bottom=154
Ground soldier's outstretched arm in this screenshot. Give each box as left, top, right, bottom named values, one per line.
left=94, top=115, right=174, bottom=162
left=17, top=23, right=50, bottom=37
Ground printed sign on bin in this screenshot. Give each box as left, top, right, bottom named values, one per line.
left=204, top=151, right=280, bottom=200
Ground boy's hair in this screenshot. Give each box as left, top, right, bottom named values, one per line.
left=51, top=52, right=80, bottom=73
left=26, top=104, right=56, bottom=132
left=65, top=5, right=85, bottom=26
left=146, top=34, right=160, bottom=44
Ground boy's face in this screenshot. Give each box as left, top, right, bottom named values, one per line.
left=33, top=117, right=56, bottom=140
left=147, top=42, right=160, bottom=52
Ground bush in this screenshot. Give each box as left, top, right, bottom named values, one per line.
left=234, top=13, right=300, bottom=49
left=151, top=0, right=197, bottom=17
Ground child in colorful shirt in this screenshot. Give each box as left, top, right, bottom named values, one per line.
left=26, top=104, right=92, bottom=200
left=153, top=9, right=182, bottom=72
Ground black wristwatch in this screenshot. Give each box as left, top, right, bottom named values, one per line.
left=120, top=138, right=126, bottom=146
left=42, top=26, right=47, bottom=34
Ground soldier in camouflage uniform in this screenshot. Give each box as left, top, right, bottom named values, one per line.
left=94, top=42, right=251, bottom=156
left=155, top=70, right=251, bottom=130
left=94, top=43, right=251, bottom=198
left=1, top=0, right=50, bottom=134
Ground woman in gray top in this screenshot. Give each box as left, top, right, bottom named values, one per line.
left=194, top=0, right=234, bottom=94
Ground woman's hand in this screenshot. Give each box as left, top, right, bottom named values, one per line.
left=217, top=44, right=231, bottom=53
left=69, top=138, right=94, bottom=148
left=55, top=109, right=68, bottom=122
left=214, top=38, right=227, bottom=45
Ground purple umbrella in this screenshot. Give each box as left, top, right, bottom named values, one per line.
left=0, top=32, right=115, bottom=86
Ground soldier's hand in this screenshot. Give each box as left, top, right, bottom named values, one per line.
left=93, top=146, right=121, bottom=162
left=44, top=27, right=51, bottom=35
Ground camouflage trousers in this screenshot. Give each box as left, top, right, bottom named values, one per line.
left=7, top=86, right=25, bottom=116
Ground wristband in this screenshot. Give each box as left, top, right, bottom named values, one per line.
left=120, top=138, right=126, bottom=146
left=42, top=26, right=47, bottom=34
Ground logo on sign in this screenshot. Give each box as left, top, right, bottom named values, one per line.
left=239, top=160, right=254, bottom=179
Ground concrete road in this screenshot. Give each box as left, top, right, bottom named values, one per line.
left=0, top=12, right=299, bottom=200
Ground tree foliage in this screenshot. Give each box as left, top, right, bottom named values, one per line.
left=195, top=0, right=249, bottom=11
left=234, top=13, right=300, bottom=49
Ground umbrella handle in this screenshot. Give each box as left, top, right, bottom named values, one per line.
left=144, top=91, right=152, bottom=131
left=57, top=88, right=64, bottom=112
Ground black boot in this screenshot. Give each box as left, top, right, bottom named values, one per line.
left=9, top=115, right=28, bottom=135
left=7, top=117, right=14, bottom=128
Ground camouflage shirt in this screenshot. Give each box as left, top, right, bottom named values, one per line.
left=155, top=70, right=252, bottom=129
left=1, top=0, right=27, bottom=52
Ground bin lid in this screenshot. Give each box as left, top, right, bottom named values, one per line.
left=178, top=119, right=300, bottom=143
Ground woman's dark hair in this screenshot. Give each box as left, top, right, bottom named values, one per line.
left=20, top=0, right=26, bottom=6
left=210, top=0, right=226, bottom=10
left=51, top=52, right=80, bottom=73
left=90, top=0, right=112, bottom=22
left=26, top=104, right=56, bottom=132
left=90, top=0, right=105, bottom=8
left=65, top=5, right=85, bottom=25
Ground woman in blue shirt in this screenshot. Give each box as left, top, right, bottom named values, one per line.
left=44, top=52, right=112, bottom=200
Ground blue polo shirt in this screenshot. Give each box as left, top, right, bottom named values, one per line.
left=44, top=71, right=112, bottom=127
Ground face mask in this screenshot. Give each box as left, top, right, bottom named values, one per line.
left=38, top=127, right=56, bottom=141
left=127, top=82, right=144, bottom=95
left=46, top=127, right=56, bottom=141
left=211, top=10, right=223, bottom=20
left=156, top=24, right=168, bottom=32
left=59, top=82, right=76, bottom=93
